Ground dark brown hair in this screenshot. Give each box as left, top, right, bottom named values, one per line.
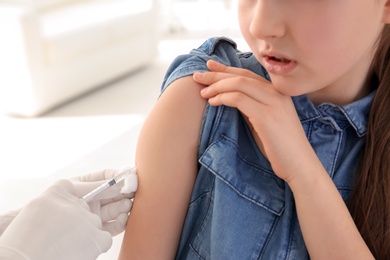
left=349, top=24, right=390, bottom=259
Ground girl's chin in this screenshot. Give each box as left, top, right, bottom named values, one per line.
left=269, top=77, right=306, bottom=97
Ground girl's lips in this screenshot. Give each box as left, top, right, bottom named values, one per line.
left=262, top=55, right=297, bottom=75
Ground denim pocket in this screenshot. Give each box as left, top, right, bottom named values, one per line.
left=188, top=136, right=286, bottom=259
left=200, top=135, right=285, bottom=215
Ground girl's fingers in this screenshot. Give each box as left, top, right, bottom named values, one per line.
left=207, top=90, right=260, bottom=115
left=193, top=70, right=231, bottom=86
left=194, top=71, right=274, bottom=105
left=206, top=60, right=268, bottom=83
left=193, top=60, right=272, bottom=103
left=193, top=60, right=266, bottom=87
left=194, top=61, right=308, bottom=183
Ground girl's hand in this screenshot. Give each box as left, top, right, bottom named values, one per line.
left=194, top=60, right=316, bottom=184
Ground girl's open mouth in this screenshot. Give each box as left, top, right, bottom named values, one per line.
left=269, top=56, right=292, bottom=63
left=263, top=56, right=297, bottom=75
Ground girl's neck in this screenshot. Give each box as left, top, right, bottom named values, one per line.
left=308, top=71, right=376, bottom=106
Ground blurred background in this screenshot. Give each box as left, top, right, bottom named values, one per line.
left=0, top=0, right=248, bottom=258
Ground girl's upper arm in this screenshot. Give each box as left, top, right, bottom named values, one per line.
left=119, top=75, right=207, bottom=260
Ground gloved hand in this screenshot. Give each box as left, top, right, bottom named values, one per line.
left=0, top=167, right=138, bottom=238
left=0, top=179, right=113, bottom=260
left=70, top=167, right=138, bottom=236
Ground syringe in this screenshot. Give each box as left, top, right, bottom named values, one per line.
left=82, top=167, right=136, bottom=203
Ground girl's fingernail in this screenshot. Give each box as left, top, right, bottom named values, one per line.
left=207, top=60, right=216, bottom=67
left=208, top=59, right=222, bottom=67
left=200, top=87, right=208, bottom=95
left=194, top=72, right=204, bottom=80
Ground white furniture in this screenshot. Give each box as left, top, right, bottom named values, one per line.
left=0, top=0, right=158, bottom=117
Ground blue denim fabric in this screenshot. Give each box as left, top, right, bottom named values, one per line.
left=160, top=37, right=375, bottom=260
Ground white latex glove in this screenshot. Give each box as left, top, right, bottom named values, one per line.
left=0, top=167, right=138, bottom=238
left=70, top=167, right=138, bottom=236
left=0, top=179, right=112, bottom=260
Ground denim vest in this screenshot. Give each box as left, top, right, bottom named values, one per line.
left=161, top=37, right=375, bottom=260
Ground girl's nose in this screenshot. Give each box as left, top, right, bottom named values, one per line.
left=249, top=0, right=285, bottom=40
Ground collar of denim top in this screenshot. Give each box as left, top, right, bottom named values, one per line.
left=292, top=90, right=375, bottom=137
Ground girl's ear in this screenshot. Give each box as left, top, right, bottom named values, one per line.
left=383, top=0, right=390, bottom=23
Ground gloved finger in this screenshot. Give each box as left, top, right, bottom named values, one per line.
left=100, top=198, right=132, bottom=223
left=102, top=213, right=129, bottom=236
left=99, top=192, right=135, bottom=207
